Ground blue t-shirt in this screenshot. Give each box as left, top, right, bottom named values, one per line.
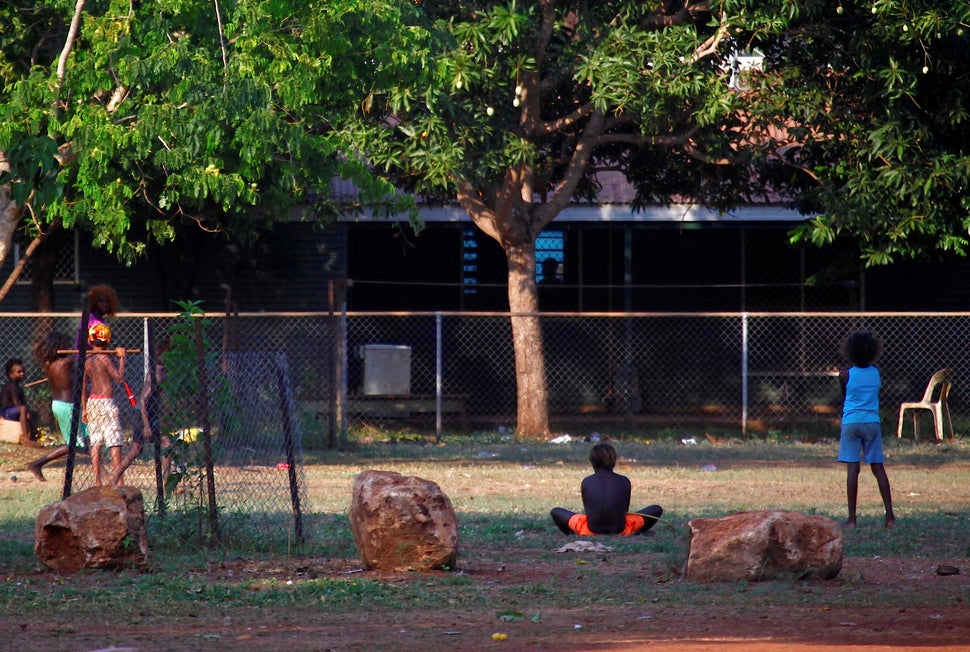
left=841, top=365, right=881, bottom=424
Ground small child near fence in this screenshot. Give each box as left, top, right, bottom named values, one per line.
left=837, top=331, right=895, bottom=529
left=112, top=337, right=177, bottom=490
left=81, top=323, right=127, bottom=487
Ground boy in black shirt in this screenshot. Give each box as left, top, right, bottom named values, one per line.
left=551, top=442, right=663, bottom=536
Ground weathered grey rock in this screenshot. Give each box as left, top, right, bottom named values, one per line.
left=685, top=509, right=842, bottom=581
left=35, top=486, right=149, bottom=573
left=349, top=470, right=458, bottom=571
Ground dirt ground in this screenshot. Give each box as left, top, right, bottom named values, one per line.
left=3, top=553, right=969, bottom=651
left=2, top=445, right=969, bottom=651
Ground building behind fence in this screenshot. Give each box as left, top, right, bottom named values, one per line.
left=2, top=311, right=963, bottom=538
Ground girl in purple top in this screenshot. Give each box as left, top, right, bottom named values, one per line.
left=838, top=332, right=895, bottom=529
left=75, top=285, right=119, bottom=351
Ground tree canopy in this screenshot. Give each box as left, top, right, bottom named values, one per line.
left=335, top=0, right=970, bottom=435
left=2, top=0, right=967, bottom=435
left=338, top=0, right=805, bottom=435
left=760, top=1, right=970, bottom=266
left=0, top=0, right=428, bottom=281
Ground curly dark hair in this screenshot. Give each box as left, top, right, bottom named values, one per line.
left=33, top=331, right=72, bottom=364
left=842, top=331, right=883, bottom=367
left=4, top=358, right=23, bottom=377
left=86, top=284, right=119, bottom=318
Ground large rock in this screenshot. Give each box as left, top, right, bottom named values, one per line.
left=349, top=470, right=458, bottom=571
left=685, top=510, right=842, bottom=581
left=35, top=486, right=149, bottom=573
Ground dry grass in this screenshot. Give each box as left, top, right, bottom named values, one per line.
left=0, top=436, right=968, bottom=651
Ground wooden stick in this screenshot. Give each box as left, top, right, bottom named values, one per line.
left=25, top=378, right=49, bottom=388
left=56, top=348, right=142, bottom=355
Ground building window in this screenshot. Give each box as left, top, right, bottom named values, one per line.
left=536, top=229, right=564, bottom=283
left=461, top=228, right=479, bottom=295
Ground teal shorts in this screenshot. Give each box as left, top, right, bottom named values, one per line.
left=52, top=399, right=88, bottom=448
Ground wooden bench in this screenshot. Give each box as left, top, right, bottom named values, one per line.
left=348, top=394, right=468, bottom=432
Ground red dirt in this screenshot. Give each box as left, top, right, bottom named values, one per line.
left=3, top=554, right=968, bottom=651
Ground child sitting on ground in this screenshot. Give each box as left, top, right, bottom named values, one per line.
left=0, top=358, right=41, bottom=448
left=551, top=442, right=663, bottom=536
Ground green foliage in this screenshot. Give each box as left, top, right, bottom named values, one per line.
left=343, top=0, right=804, bottom=219
left=333, top=0, right=970, bottom=271
left=157, top=299, right=235, bottom=532
left=0, top=135, right=62, bottom=208
left=762, top=1, right=970, bottom=266
left=0, top=0, right=427, bottom=262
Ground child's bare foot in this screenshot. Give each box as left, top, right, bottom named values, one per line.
left=841, top=519, right=857, bottom=528
left=27, top=461, right=46, bottom=481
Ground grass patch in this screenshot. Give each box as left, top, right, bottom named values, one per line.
left=0, top=434, right=968, bottom=644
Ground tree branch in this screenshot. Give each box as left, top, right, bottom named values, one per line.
left=0, top=207, right=47, bottom=304
left=692, top=22, right=730, bottom=62
left=590, top=131, right=694, bottom=148
left=213, top=0, right=229, bottom=76
left=639, top=1, right=710, bottom=31
left=534, top=103, right=595, bottom=137
left=456, top=178, right=501, bottom=242
left=536, top=110, right=606, bottom=224
left=56, top=0, right=86, bottom=89
left=683, top=139, right=736, bottom=165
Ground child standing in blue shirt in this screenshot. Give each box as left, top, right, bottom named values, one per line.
left=838, top=332, right=895, bottom=529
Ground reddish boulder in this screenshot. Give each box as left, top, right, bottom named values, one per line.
left=35, top=486, right=149, bottom=573
left=685, top=509, right=842, bottom=581
left=349, top=470, right=458, bottom=571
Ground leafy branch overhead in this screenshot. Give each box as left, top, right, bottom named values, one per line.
left=344, top=0, right=970, bottom=266
left=0, top=0, right=429, bottom=265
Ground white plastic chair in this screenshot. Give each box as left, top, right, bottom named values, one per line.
left=897, top=369, right=953, bottom=441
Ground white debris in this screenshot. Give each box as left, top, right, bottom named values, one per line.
left=556, top=540, right=613, bottom=553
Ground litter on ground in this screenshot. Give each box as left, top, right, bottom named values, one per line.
left=556, top=541, right=614, bottom=553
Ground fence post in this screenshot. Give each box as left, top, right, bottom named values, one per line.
left=327, top=281, right=337, bottom=448
left=62, top=305, right=90, bottom=500
left=339, top=302, right=348, bottom=440
left=741, top=312, right=749, bottom=438
left=144, top=318, right=167, bottom=516
left=195, top=318, right=219, bottom=545
left=275, top=353, right=304, bottom=543
left=435, top=313, right=443, bottom=442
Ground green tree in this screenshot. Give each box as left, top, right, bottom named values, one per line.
left=342, top=0, right=801, bottom=437
left=0, top=0, right=427, bottom=305
left=755, top=2, right=970, bottom=267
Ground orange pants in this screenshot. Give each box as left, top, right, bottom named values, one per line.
left=567, top=513, right=646, bottom=536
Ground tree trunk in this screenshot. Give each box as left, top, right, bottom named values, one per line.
left=505, top=241, right=550, bottom=438
left=0, top=151, right=19, bottom=271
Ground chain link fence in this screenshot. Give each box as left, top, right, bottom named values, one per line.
left=343, top=311, right=967, bottom=439
left=2, top=310, right=964, bottom=539
left=3, top=313, right=321, bottom=544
